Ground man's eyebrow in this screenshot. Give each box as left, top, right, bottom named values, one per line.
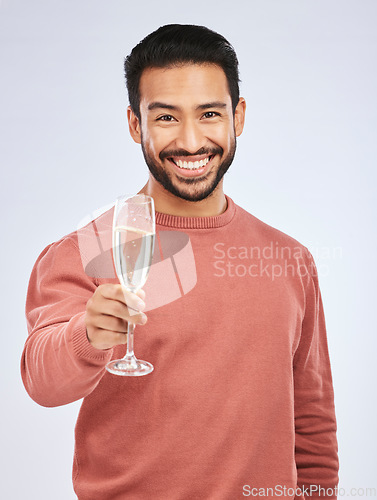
left=147, top=102, right=180, bottom=111
left=196, top=102, right=227, bottom=110
left=147, top=101, right=228, bottom=112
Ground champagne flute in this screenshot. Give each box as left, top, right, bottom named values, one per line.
left=106, top=194, right=155, bottom=376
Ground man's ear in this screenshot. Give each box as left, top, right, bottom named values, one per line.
left=234, top=97, right=246, bottom=137
left=127, top=106, right=141, bottom=144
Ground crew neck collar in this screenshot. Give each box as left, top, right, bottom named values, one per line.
left=155, top=194, right=236, bottom=229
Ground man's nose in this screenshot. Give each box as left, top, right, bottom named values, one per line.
left=175, top=120, right=204, bottom=154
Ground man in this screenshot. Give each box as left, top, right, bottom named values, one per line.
left=21, top=24, right=339, bottom=499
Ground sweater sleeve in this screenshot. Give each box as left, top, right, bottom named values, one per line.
left=21, top=235, right=114, bottom=408
left=293, top=249, right=339, bottom=499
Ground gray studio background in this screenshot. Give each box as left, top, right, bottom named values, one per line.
left=1, top=0, right=376, bottom=498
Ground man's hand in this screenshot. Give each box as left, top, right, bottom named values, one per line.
left=85, top=284, right=147, bottom=350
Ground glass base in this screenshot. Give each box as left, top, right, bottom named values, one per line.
left=106, top=357, right=154, bottom=377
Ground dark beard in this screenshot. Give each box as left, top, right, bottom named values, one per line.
left=140, top=136, right=237, bottom=202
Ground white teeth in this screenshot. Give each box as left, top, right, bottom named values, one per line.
left=174, top=156, right=211, bottom=169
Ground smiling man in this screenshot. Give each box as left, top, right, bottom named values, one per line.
left=21, top=25, right=339, bottom=499
left=130, top=63, right=244, bottom=213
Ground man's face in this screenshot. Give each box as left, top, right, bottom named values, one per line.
left=128, top=63, right=245, bottom=202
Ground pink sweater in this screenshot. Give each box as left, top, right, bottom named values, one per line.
left=21, top=195, right=339, bottom=499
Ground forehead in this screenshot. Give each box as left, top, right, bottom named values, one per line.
left=139, top=64, right=232, bottom=110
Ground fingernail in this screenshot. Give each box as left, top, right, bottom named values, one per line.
left=141, top=313, right=148, bottom=324
left=136, top=300, right=146, bottom=311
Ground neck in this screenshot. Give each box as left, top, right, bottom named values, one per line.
left=138, top=177, right=227, bottom=217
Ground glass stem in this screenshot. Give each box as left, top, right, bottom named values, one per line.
left=125, top=321, right=135, bottom=360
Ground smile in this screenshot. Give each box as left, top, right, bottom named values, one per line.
left=169, top=155, right=213, bottom=170
left=167, top=154, right=215, bottom=178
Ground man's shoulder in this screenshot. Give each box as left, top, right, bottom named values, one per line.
left=233, top=200, right=309, bottom=256
left=42, top=204, right=112, bottom=249
left=33, top=204, right=116, bottom=281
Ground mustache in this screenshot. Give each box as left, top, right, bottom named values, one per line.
left=160, top=146, right=223, bottom=160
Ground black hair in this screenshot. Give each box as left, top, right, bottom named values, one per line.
left=124, top=24, right=240, bottom=119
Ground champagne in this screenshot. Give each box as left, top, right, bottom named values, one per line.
left=113, top=226, right=155, bottom=292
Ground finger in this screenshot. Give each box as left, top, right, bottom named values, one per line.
left=102, top=299, right=147, bottom=323
left=100, top=284, right=146, bottom=312
left=128, top=312, right=148, bottom=325
left=91, top=329, right=128, bottom=349
left=95, top=314, right=128, bottom=333
left=98, top=310, right=146, bottom=329
left=119, top=287, right=146, bottom=314
left=136, top=288, right=146, bottom=301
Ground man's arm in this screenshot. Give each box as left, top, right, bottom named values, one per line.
left=21, top=236, right=114, bottom=407
left=293, top=250, right=339, bottom=499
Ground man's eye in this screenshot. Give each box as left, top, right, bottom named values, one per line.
left=157, top=115, right=174, bottom=122
left=203, top=112, right=219, bottom=119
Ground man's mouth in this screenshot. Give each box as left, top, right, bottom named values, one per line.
left=168, top=154, right=214, bottom=171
